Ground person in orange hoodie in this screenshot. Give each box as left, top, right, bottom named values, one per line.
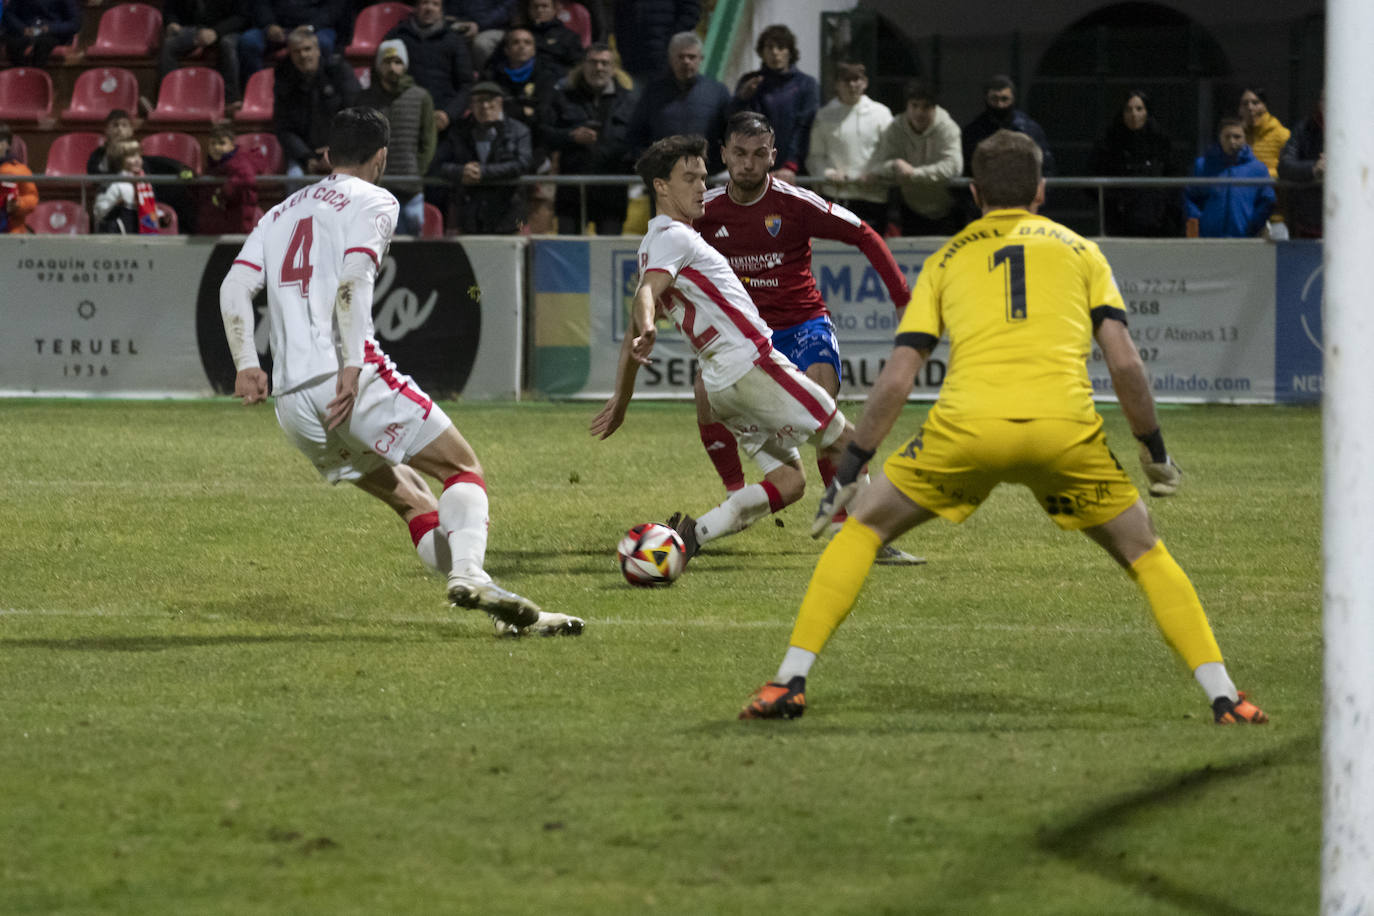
left=0, top=124, right=39, bottom=234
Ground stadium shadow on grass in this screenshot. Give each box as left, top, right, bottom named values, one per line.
left=1036, top=734, right=1317, bottom=916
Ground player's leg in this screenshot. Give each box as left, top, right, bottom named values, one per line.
left=675, top=458, right=805, bottom=557
left=741, top=477, right=937, bottom=719
left=352, top=463, right=450, bottom=575
left=1083, top=502, right=1266, bottom=723
left=1033, top=418, right=1264, bottom=723
left=742, top=408, right=988, bottom=719
left=694, top=371, right=745, bottom=493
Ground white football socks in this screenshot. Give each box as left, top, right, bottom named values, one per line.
left=414, top=526, right=452, bottom=576
left=777, top=646, right=817, bottom=683
left=696, top=484, right=773, bottom=545
left=439, top=477, right=489, bottom=581
left=1193, top=661, right=1239, bottom=703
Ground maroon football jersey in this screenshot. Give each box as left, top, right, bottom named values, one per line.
left=696, top=176, right=909, bottom=329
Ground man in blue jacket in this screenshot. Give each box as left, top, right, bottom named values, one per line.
left=1185, top=116, right=1275, bottom=238
left=626, top=31, right=729, bottom=172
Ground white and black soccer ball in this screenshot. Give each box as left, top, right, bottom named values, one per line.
left=617, top=522, right=687, bottom=587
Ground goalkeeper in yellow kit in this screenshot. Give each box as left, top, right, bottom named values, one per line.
left=739, top=130, right=1267, bottom=725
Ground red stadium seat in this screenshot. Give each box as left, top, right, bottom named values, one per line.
left=557, top=2, right=592, bottom=47
left=60, top=67, right=140, bottom=122
left=155, top=202, right=179, bottom=234
left=234, top=68, right=274, bottom=122
left=236, top=132, right=283, bottom=173
left=86, top=3, right=163, bottom=58
left=142, top=131, right=205, bottom=174
left=43, top=132, right=105, bottom=175
left=29, top=200, right=91, bottom=235
left=345, top=3, right=413, bottom=60
left=0, top=68, right=54, bottom=121
left=422, top=202, right=444, bottom=238
left=148, top=67, right=225, bottom=123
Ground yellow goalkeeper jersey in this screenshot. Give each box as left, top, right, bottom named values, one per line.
left=897, top=208, right=1126, bottom=422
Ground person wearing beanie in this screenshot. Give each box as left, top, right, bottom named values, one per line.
left=359, top=38, right=437, bottom=235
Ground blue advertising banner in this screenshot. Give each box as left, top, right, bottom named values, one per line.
left=1273, top=240, right=1324, bottom=404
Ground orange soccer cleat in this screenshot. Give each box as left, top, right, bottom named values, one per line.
left=1212, top=691, right=1269, bottom=724
left=739, top=676, right=807, bottom=719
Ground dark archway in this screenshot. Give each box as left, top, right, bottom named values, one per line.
left=1028, top=3, right=1230, bottom=178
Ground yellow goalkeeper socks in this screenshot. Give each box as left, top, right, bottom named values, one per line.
left=1128, top=539, right=1224, bottom=670
left=788, top=519, right=883, bottom=655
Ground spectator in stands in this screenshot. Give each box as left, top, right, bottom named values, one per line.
left=160, top=0, right=247, bottom=108
left=1089, top=90, right=1182, bottom=237
left=1279, top=89, right=1325, bottom=239
left=274, top=25, right=361, bottom=179
left=386, top=0, right=474, bottom=136
left=1239, top=86, right=1290, bottom=179
left=730, top=24, right=818, bottom=184
left=2, top=0, right=80, bottom=68
left=445, top=0, right=518, bottom=71
left=438, top=81, right=533, bottom=233
left=612, top=0, right=699, bottom=86
left=1185, top=116, right=1274, bottom=238
left=626, top=31, right=730, bottom=172
left=0, top=124, right=38, bottom=234
left=93, top=140, right=172, bottom=234
left=483, top=26, right=560, bottom=136
left=87, top=110, right=137, bottom=174
left=863, top=79, right=962, bottom=236
left=523, top=0, right=582, bottom=76
left=1239, top=85, right=1291, bottom=238
left=197, top=124, right=262, bottom=234
left=807, top=62, right=892, bottom=231
left=545, top=42, right=637, bottom=234
left=961, top=74, right=1054, bottom=176
left=360, top=39, right=437, bottom=235
left=239, top=1, right=346, bottom=85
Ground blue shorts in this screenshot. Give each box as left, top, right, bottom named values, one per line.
left=771, top=315, right=840, bottom=376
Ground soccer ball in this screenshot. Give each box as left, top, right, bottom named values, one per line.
left=617, top=522, right=687, bottom=587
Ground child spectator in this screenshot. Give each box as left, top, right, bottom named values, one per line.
left=93, top=140, right=170, bottom=234
left=0, top=123, right=39, bottom=234
left=198, top=125, right=262, bottom=235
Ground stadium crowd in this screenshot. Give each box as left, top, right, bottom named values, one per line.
left=0, top=0, right=1322, bottom=238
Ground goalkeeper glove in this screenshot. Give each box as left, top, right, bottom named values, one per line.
left=1135, top=428, right=1182, bottom=497
left=811, top=442, right=874, bottom=538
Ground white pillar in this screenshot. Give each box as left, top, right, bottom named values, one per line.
left=1323, top=0, right=1374, bottom=912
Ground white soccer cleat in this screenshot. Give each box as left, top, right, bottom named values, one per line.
left=492, top=611, right=585, bottom=638
left=875, top=544, right=927, bottom=566
left=447, top=574, right=541, bottom=629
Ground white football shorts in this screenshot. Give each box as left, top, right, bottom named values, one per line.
left=707, top=349, right=847, bottom=474
left=274, top=363, right=451, bottom=483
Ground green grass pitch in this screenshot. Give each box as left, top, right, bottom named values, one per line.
left=1, top=399, right=1319, bottom=914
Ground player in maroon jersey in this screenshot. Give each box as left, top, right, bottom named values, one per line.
left=694, top=111, right=924, bottom=564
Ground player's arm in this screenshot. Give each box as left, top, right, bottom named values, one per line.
left=1095, top=313, right=1181, bottom=496
left=326, top=249, right=380, bottom=430
left=589, top=270, right=668, bottom=440
left=808, top=198, right=912, bottom=309
left=811, top=335, right=931, bottom=536
left=219, top=246, right=268, bottom=405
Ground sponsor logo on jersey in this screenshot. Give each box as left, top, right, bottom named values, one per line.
left=764, top=214, right=782, bottom=237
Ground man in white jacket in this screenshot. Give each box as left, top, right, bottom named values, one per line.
left=806, top=62, right=893, bottom=232
left=863, top=80, right=964, bottom=236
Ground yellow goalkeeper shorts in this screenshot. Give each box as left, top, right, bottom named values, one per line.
left=882, top=409, right=1140, bottom=530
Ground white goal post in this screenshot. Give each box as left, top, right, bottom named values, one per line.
left=1323, top=0, right=1374, bottom=912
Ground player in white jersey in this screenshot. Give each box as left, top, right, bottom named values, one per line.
left=590, top=134, right=855, bottom=560
left=219, top=107, right=582, bottom=637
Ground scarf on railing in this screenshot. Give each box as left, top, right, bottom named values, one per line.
left=135, top=178, right=159, bottom=234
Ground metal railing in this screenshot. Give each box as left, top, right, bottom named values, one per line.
left=16, top=173, right=1315, bottom=237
